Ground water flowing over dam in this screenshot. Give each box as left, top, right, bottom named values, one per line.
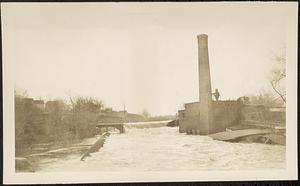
left=38, top=121, right=285, bottom=172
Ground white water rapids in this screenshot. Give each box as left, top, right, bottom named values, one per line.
left=38, top=121, right=285, bottom=172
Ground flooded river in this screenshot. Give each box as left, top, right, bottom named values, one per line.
left=38, top=121, right=285, bottom=172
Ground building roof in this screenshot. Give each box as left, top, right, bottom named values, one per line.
left=34, top=100, right=44, bottom=104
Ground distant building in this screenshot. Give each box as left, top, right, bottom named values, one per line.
left=17, top=98, right=45, bottom=111
left=45, top=100, right=68, bottom=114
left=23, top=98, right=34, bottom=103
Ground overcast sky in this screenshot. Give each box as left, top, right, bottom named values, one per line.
left=2, top=2, right=297, bottom=115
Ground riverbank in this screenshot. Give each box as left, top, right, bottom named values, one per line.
left=80, top=132, right=111, bottom=161
left=16, top=138, right=86, bottom=157
left=16, top=134, right=104, bottom=172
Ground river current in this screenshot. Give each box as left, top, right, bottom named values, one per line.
left=38, top=121, right=285, bottom=172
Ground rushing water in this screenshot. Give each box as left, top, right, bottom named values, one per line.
left=38, top=121, right=285, bottom=172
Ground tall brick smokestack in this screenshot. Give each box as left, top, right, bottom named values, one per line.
left=197, top=34, right=213, bottom=135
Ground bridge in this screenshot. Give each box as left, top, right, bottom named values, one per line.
left=96, top=123, right=125, bottom=133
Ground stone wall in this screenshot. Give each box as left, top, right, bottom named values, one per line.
left=178, top=100, right=242, bottom=134
left=179, top=102, right=200, bottom=134
left=211, top=101, right=242, bottom=133
left=178, top=110, right=186, bottom=133
left=240, top=104, right=266, bottom=121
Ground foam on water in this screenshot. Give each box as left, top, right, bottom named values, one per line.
left=38, top=122, right=285, bottom=172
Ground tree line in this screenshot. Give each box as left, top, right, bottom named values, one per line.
left=15, top=93, right=107, bottom=155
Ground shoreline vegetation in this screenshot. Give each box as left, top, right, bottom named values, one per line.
left=14, top=92, right=175, bottom=157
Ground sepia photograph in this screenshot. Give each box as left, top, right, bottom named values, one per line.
left=2, top=2, right=298, bottom=184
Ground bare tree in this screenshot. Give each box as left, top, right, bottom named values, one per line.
left=68, top=96, right=105, bottom=139
left=269, top=48, right=286, bottom=104
left=247, top=90, right=283, bottom=107
left=69, top=96, right=104, bottom=113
